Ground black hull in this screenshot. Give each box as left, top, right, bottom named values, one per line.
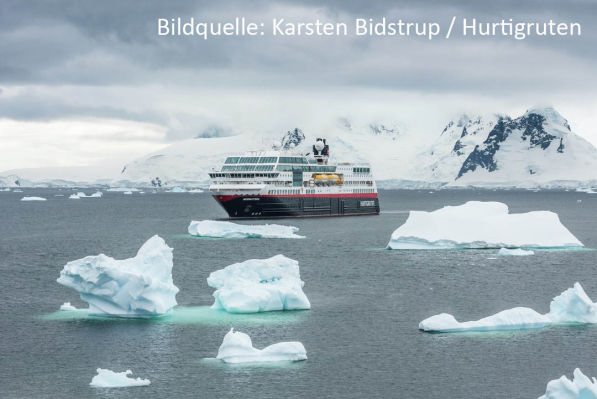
left=213, top=195, right=380, bottom=219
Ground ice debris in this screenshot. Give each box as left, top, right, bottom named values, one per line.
left=539, top=368, right=597, bottom=399
left=207, top=254, right=310, bottom=313
left=20, top=196, right=46, bottom=201
left=419, top=283, right=597, bottom=332
left=59, top=302, right=78, bottom=311
left=498, top=248, right=535, bottom=256
left=90, top=368, right=150, bottom=388
left=57, top=235, right=179, bottom=317
left=188, top=220, right=303, bottom=239
left=388, top=201, right=582, bottom=249
left=216, top=328, right=307, bottom=364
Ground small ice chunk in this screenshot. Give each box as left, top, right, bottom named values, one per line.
left=59, top=302, right=78, bottom=311
left=498, top=248, right=535, bottom=256
left=216, top=328, right=307, bottom=364
left=388, top=201, right=583, bottom=249
left=207, top=254, right=310, bottom=313
left=57, top=235, right=179, bottom=318
left=167, top=187, right=187, bottom=193
left=188, top=220, right=303, bottom=239
left=21, top=196, right=46, bottom=201
left=69, top=193, right=81, bottom=199
left=123, top=191, right=133, bottom=195
left=188, top=189, right=204, bottom=193
left=89, top=368, right=150, bottom=388
left=70, top=191, right=102, bottom=199
left=539, top=368, right=597, bottom=399
left=419, top=283, right=597, bottom=332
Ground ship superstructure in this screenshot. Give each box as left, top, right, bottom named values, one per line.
left=208, top=139, right=380, bottom=218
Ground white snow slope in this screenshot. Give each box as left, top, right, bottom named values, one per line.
left=387, top=201, right=582, bottom=249
left=57, top=235, right=179, bottom=317
left=419, top=282, right=597, bottom=332
left=216, top=328, right=307, bottom=364
left=207, top=254, right=311, bottom=313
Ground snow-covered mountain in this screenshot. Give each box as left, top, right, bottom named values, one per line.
left=114, top=118, right=422, bottom=187
left=431, top=107, right=597, bottom=187
left=2, top=107, right=596, bottom=189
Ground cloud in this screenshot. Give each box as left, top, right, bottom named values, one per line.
left=0, top=0, right=595, bottom=170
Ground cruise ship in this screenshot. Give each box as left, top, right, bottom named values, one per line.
left=208, top=138, right=380, bottom=218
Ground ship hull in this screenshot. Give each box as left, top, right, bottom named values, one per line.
left=213, top=194, right=380, bottom=219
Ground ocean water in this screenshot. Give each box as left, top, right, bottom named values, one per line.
left=1, top=188, right=597, bottom=398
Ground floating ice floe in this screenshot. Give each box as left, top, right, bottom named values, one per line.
left=188, top=220, right=304, bottom=239
left=419, top=282, right=597, bottom=332
left=387, top=201, right=582, bottom=249
left=539, top=368, right=597, bottom=399
left=57, top=235, right=179, bottom=317
left=20, top=196, right=46, bottom=201
left=107, top=187, right=139, bottom=192
left=216, top=328, right=307, bottom=364
left=207, top=254, right=310, bottom=313
left=498, top=248, right=535, bottom=256
left=0, top=188, right=10, bottom=192
left=69, top=191, right=102, bottom=199
left=123, top=191, right=133, bottom=195
left=188, top=188, right=204, bottom=193
left=90, top=368, right=151, bottom=388
left=167, top=187, right=187, bottom=193
left=59, top=302, right=78, bottom=311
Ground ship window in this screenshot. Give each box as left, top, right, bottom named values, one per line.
left=258, top=157, right=277, bottom=163
left=221, top=166, right=235, bottom=171
left=224, top=157, right=239, bottom=164
left=239, top=157, right=259, bottom=163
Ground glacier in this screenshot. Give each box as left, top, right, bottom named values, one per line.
left=387, top=201, right=582, bottom=249
left=20, top=196, right=46, bottom=201
left=207, top=254, right=310, bottom=313
left=90, top=368, right=150, bottom=388
left=57, top=235, right=179, bottom=318
left=216, top=328, right=307, bottom=364
left=498, top=248, right=535, bottom=256
left=188, top=220, right=304, bottom=239
left=419, top=282, right=597, bottom=332
left=539, top=369, right=597, bottom=399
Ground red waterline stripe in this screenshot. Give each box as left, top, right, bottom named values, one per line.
left=214, top=193, right=378, bottom=202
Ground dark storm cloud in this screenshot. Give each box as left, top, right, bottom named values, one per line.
left=0, top=0, right=595, bottom=136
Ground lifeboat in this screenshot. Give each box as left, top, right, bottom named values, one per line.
left=312, top=173, right=343, bottom=184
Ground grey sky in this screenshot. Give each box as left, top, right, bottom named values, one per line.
left=0, top=0, right=595, bottom=170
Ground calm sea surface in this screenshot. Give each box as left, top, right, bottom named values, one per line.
left=1, top=189, right=597, bottom=398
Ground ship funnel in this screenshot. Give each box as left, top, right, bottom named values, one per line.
left=313, top=138, right=329, bottom=164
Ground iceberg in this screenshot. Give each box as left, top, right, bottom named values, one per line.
left=498, top=248, right=535, bottom=256
left=69, top=191, right=102, bottom=199
left=57, top=235, right=179, bottom=317
left=207, top=254, right=310, bottom=313
left=188, top=220, right=304, bottom=239
left=216, top=328, right=307, bottom=364
left=539, top=369, right=597, bottom=399
left=419, top=283, right=597, bottom=332
left=387, top=201, right=582, bottom=249
left=90, top=368, right=150, bottom=388
left=59, top=302, right=78, bottom=311
left=20, top=196, right=46, bottom=201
